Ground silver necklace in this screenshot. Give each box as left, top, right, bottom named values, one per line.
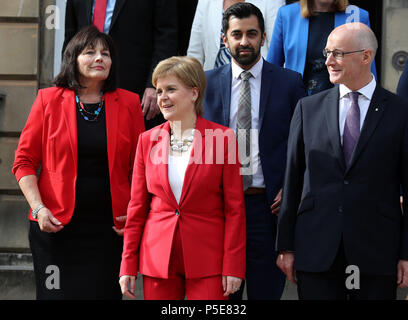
left=170, top=129, right=195, bottom=152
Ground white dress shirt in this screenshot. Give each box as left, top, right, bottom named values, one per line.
left=230, top=57, right=264, bottom=188
left=339, top=75, right=376, bottom=145
left=168, top=149, right=192, bottom=204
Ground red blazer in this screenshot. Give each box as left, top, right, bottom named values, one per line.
left=120, top=116, right=246, bottom=280
left=12, top=87, right=145, bottom=228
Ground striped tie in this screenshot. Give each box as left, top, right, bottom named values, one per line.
left=237, top=71, right=253, bottom=190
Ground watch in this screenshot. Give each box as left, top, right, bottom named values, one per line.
left=32, top=204, right=45, bottom=219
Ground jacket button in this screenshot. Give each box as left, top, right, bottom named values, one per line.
left=344, top=180, right=349, bottom=185
left=175, top=209, right=180, bottom=216
left=338, top=206, right=343, bottom=213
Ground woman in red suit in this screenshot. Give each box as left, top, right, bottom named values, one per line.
left=12, top=26, right=145, bottom=299
left=119, top=56, right=246, bottom=300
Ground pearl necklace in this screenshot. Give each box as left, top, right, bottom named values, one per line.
left=170, top=129, right=195, bottom=152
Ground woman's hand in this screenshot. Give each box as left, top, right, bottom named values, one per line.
left=119, top=275, right=137, bottom=299
left=37, top=207, right=64, bottom=233
left=18, top=175, right=63, bottom=233
left=222, top=275, right=242, bottom=297
left=112, top=215, right=127, bottom=236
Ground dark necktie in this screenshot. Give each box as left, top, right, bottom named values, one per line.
left=93, top=0, right=108, bottom=32
left=237, top=71, right=253, bottom=190
left=343, top=91, right=361, bottom=165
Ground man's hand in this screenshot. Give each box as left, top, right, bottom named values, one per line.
left=276, top=252, right=296, bottom=284
left=397, top=259, right=408, bottom=288
left=270, top=189, right=282, bottom=216
left=142, top=87, right=159, bottom=120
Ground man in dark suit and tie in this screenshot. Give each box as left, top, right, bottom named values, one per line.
left=277, top=22, right=408, bottom=300
left=203, top=2, right=306, bottom=300
left=63, top=0, right=178, bottom=129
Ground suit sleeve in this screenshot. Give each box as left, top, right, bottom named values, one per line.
left=291, top=73, right=307, bottom=115
left=62, top=0, right=78, bottom=56
left=400, top=105, right=408, bottom=260
left=12, top=90, right=44, bottom=182
left=186, top=0, right=205, bottom=65
left=221, top=129, right=246, bottom=279
left=397, top=62, right=408, bottom=102
left=146, top=0, right=178, bottom=88
left=276, top=99, right=305, bottom=252
left=120, top=135, right=151, bottom=277
left=266, top=6, right=284, bottom=66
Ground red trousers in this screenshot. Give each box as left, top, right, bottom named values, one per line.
left=143, top=225, right=227, bottom=300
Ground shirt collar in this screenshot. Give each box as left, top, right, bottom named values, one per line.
left=339, top=74, right=376, bottom=100
left=231, top=57, right=263, bottom=81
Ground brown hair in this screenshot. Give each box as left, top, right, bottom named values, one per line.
left=54, top=25, right=117, bottom=92
left=300, top=0, right=348, bottom=18
left=152, top=56, right=206, bottom=116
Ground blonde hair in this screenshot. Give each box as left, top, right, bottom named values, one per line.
left=152, top=56, right=206, bottom=116
left=300, top=0, right=348, bottom=18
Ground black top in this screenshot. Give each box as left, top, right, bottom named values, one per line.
left=74, top=102, right=113, bottom=225
left=303, top=12, right=334, bottom=95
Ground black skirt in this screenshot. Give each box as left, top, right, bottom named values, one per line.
left=29, top=218, right=123, bottom=300
left=29, top=102, right=123, bottom=300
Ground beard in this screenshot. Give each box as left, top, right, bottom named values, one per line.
left=230, top=45, right=261, bottom=67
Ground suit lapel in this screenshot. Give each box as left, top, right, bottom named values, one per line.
left=178, top=116, right=206, bottom=206
left=104, top=90, right=119, bottom=177
left=86, top=0, right=94, bottom=23
left=219, top=66, right=232, bottom=127
left=153, top=122, right=179, bottom=207
left=61, top=89, right=78, bottom=165
left=325, top=87, right=346, bottom=172
left=109, top=0, right=126, bottom=32
left=259, top=60, right=272, bottom=129
left=346, top=85, right=387, bottom=173
left=297, top=16, right=309, bottom=76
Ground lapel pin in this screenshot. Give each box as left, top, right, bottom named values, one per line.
left=375, top=107, right=379, bottom=112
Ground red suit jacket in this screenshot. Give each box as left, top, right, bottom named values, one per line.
left=12, top=87, right=145, bottom=228
left=120, top=116, right=246, bottom=279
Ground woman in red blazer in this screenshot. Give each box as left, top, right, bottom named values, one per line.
left=119, top=56, right=246, bottom=300
left=12, top=26, right=144, bottom=299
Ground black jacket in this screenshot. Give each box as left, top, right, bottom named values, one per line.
left=277, top=85, right=408, bottom=276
